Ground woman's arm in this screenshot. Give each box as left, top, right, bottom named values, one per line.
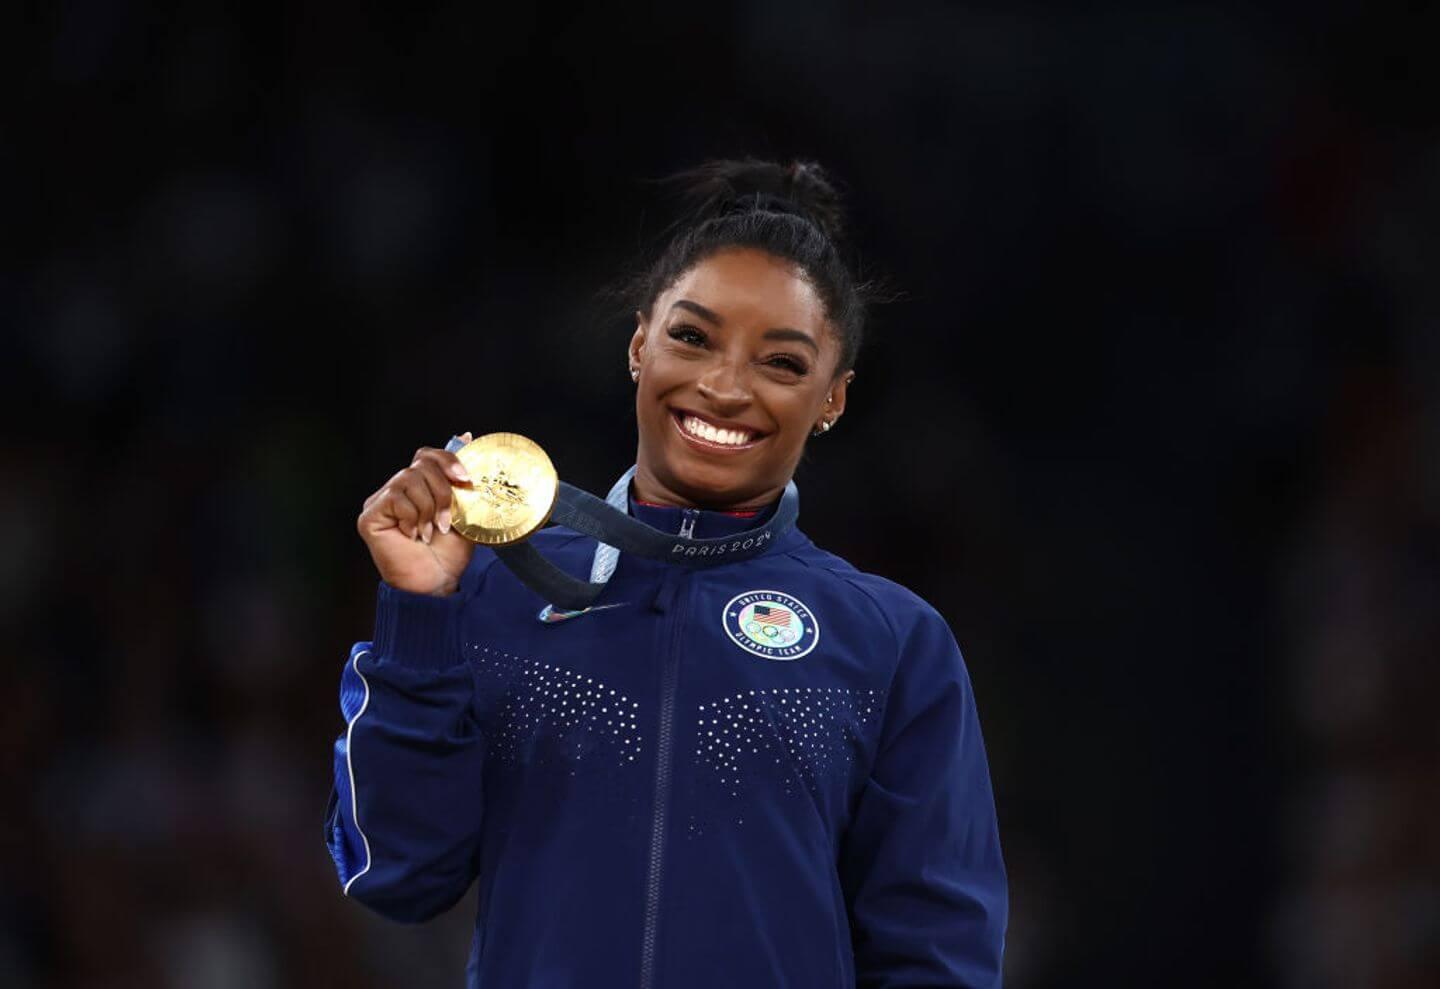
left=324, top=579, right=487, bottom=923
left=838, top=598, right=1008, bottom=987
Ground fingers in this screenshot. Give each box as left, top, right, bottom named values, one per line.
left=382, top=486, right=424, bottom=541
left=406, top=458, right=459, bottom=534
left=413, top=445, right=472, bottom=484
left=363, top=466, right=411, bottom=513
left=358, top=436, right=480, bottom=543
left=394, top=472, right=439, bottom=542
left=411, top=449, right=471, bottom=535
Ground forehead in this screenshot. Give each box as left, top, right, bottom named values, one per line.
left=661, top=247, right=830, bottom=339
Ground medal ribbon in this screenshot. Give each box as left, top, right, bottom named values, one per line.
left=444, top=440, right=798, bottom=610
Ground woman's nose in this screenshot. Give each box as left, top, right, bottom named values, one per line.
left=696, top=362, right=751, bottom=410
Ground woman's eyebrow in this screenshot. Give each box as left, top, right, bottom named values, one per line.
left=763, top=327, right=819, bottom=353
left=671, top=299, right=723, bottom=324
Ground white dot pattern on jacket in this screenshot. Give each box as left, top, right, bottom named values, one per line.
left=469, top=645, right=642, bottom=770
left=686, top=686, right=886, bottom=836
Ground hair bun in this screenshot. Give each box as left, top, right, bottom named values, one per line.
left=661, top=157, right=848, bottom=245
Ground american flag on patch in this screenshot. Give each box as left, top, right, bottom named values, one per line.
left=752, top=604, right=792, bottom=627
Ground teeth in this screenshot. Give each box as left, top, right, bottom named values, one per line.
left=682, top=415, right=753, bottom=446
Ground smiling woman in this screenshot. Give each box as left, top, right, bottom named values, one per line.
left=326, top=158, right=1009, bottom=989
left=631, top=246, right=851, bottom=510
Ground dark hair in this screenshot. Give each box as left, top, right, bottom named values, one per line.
left=630, top=158, right=870, bottom=375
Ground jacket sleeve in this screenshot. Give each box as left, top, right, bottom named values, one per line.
left=323, top=579, right=486, bottom=923
left=838, top=599, right=1008, bottom=988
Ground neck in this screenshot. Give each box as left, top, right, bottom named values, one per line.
left=630, top=461, right=784, bottom=513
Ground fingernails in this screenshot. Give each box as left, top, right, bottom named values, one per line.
left=461, top=431, right=473, bottom=442
left=451, top=463, right=471, bottom=483
left=421, top=521, right=433, bottom=544
left=437, top=508, right=451, bottom=534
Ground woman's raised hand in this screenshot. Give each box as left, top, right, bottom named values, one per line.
left=357, top=431, right=477, bottom=597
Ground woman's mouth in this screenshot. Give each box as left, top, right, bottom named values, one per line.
left=670, top=409, right=765, bottom=452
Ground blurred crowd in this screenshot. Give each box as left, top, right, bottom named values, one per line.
left=4, top=2, right=1437, bottom=986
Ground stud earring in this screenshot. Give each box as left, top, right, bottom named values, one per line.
left=811, top=419, right=832, bottom=436
left=630, top=368, right=639, bottom=382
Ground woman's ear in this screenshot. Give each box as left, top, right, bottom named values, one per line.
left=827, top=369, right=855, bottom=421
left=813, top=369, right=854, bottom=435
left=628, top=312, right=647, bottom=376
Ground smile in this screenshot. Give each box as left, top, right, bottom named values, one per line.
left=670, top=409, right=766, bottom=451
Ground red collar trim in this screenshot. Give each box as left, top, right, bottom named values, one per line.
left=634, top=498, right=760, bottom=519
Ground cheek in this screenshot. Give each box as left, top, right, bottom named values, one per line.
left=640, top=351, right=687, bottom=391
left=770, top=386, right=823, bottom=427
left=637, top=370, right=683, bottom=436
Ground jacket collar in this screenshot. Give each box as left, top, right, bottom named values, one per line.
left=627, top=490, right=779, bottom=541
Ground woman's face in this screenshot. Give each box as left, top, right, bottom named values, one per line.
left=628, top=246, right=853, bottom=510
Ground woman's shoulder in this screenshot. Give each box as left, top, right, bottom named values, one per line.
left=780, top=541, right=973, bottom=692
left=779, top=537, right=951, bottom=638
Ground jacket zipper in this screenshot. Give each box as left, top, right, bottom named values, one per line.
left=677, top=506, right=699, bottom=540
left=639, top=568, right=688, bottom=988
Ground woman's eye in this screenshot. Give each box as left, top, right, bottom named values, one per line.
left=667, top=325, right=706, bottom=346
left=767, top=355, right=809, bottom=376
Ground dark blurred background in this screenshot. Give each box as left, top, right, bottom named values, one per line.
left=5, top=1, right=1438, bottom=986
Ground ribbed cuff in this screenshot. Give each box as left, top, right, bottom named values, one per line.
left=373, top=581, right=465, bottom=671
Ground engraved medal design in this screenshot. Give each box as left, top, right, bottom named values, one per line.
left=450, top=432, right=559, bottom=545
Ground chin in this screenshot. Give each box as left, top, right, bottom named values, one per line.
left=662, top=455, right=766, bottom=508
left=671, top=463, right=747, bottom=502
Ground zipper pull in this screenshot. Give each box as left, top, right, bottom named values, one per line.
left=678, top=507, right=699, bottom=540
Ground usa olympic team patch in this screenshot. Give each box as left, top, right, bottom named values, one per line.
left=722, top=590, right=819, bottom=661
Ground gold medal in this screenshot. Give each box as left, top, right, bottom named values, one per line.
left=449, top=432, right=559, bottom=545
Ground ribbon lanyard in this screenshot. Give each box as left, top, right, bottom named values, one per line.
left=491, top=465, right=798, bottom=611
left=587, top=465, right=637, bottom=586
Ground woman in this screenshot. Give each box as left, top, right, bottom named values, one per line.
left=325, top=159, right=1008, bottom=987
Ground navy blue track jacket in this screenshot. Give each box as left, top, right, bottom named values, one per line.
left=325, top=487, right=1008, bottom=987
